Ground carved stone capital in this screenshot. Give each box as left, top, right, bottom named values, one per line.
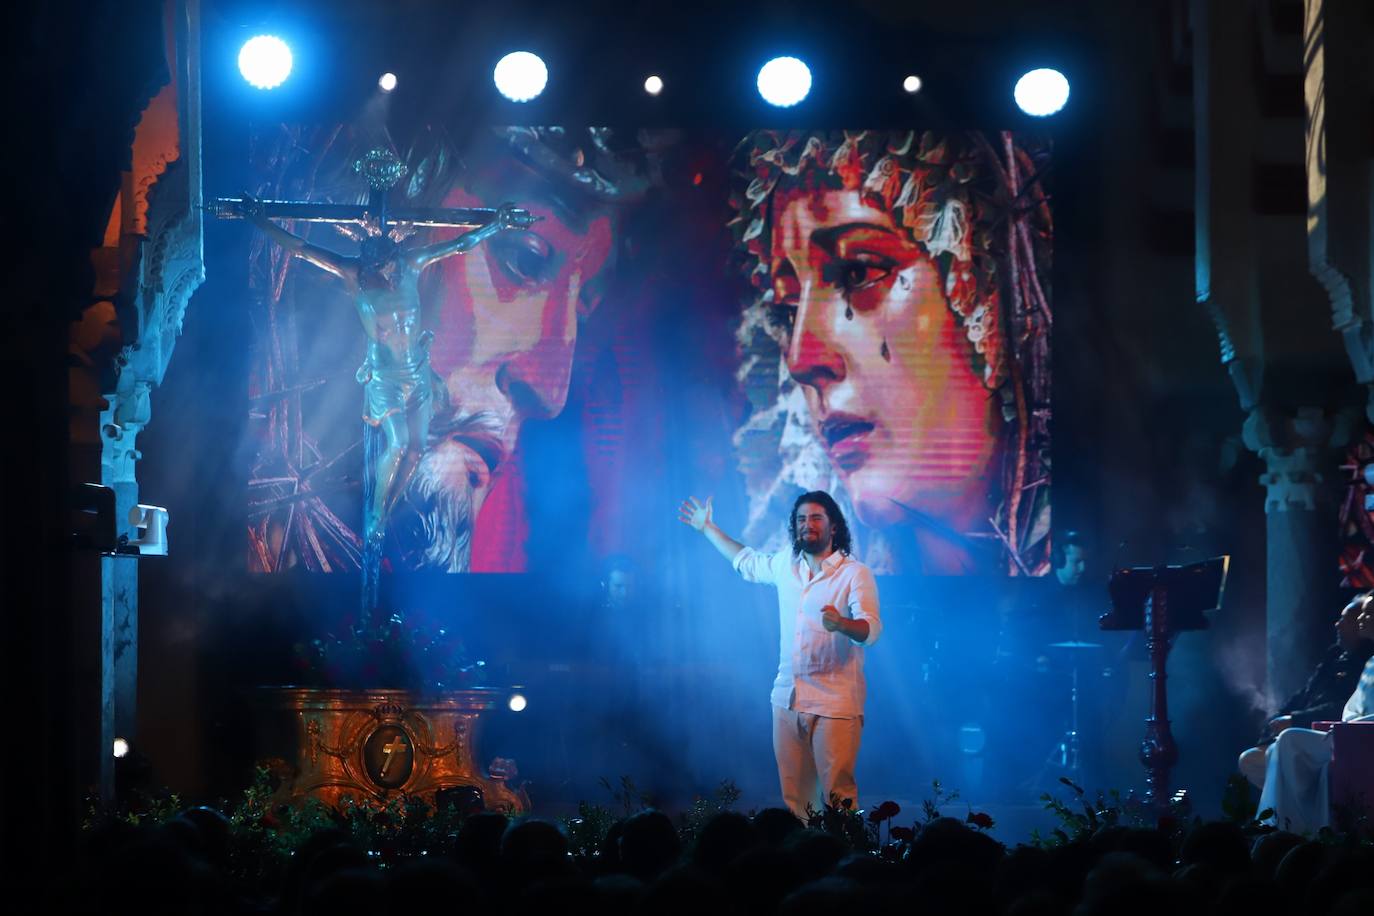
left=100, top=380, right=153, bottom=485
left=1243, top=406, right=1355, bottom=513
left=1256, top=447, right=1323, bottom=513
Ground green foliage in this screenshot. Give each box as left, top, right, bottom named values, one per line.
left=564, top=798, right=620, bottom=860
left=678, top=780, right=744, bottom=845
left=561, top=776, right=745, bottom=858
left=805, top=793, right=877, bottom=853
left=1028, top=777, right=1196, bottom=849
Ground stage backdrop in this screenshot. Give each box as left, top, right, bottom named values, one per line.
left=241, top=126, right=1052, bottom=579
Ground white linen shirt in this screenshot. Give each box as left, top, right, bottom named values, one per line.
left=732, top=546, right=882, bottom=718
left=1342, top=656, right=1374, bottom=722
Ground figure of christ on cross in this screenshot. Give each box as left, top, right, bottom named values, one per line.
left=233, top=193, right=535, bottom=609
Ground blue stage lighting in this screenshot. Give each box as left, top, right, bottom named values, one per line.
left=1013, top=68, right=1070, bottom=116
left=238, top=35, right=293, bottom=90
left=494, top=51, right=548, bottom=102
left=508, top=693, right=528, bottom=712
left=757, top=56, right=811, bottom=107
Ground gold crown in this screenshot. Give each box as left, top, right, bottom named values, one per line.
left=372, top=702, right=406, bottom=721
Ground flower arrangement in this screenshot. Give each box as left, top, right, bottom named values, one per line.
left=291, top=611, right=486, bottom=693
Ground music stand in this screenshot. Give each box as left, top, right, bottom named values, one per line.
left=1099, top=557, right=1229, bottom=808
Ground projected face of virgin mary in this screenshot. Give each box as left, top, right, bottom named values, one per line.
left=769, top=186, right=999, bottom=531
left=734, top=130, right=1051, bottom=575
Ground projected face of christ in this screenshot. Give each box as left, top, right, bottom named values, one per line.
left=405, top=169, right=614, bottom=572
left=769, top=187, right=998, bottom=535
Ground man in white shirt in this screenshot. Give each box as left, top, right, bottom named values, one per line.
left=679, top=490, right=881, bottom=817
left=1257, top=595, right=1374, bottom=834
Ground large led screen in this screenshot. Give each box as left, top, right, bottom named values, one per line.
left=242, top=127, right=1051, bottom=577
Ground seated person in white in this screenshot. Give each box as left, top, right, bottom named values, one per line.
left=1257, top=597, right=1374, bottom=834
left=1239, top=594, right=1374, bottom=788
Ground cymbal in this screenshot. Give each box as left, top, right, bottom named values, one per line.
left=1048, top=640, right=1102, bottom=649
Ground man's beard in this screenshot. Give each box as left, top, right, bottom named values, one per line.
left=392, top=409, right=505, bottom=572
left=795, top=533, right=831, bottom=556
left=393, top=441, right=475, bottom=572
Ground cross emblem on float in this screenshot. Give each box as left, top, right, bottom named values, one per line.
left=379, top=733, right=409, bottom=778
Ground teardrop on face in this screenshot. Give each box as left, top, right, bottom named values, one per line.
left=881, top=339, right=891, bottom=362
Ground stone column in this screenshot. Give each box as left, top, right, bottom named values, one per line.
left=98, top=381, right=151, bottom=797
left=1244, top=407, right=1349, bottom=703
left=81, top=0, right=203, bottom=801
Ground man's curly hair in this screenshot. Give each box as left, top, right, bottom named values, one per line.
left=789, top=490, right=853, bottom=557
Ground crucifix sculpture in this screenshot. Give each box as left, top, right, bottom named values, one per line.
left=213, top=148, right=537, bottom=615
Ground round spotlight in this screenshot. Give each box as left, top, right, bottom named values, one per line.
left=112, top=737, right=130, bottom=759
left=1014, top=68, right=1070, bottom=117
left=508, top=693, right=528, bottom=713
left=757, top=56, right=811, bottom=107
left=238, top=35, right=293, bottom=90
left=644, top=74, right=664, bottom=96
left=378, top=72, right=398, bottom=93
left=902, top=74, right=923, bottom=94
left=493, top=51, right=548, bottom=102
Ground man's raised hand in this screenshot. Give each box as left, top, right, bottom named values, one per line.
left=678, top=496, right=713, bottom=532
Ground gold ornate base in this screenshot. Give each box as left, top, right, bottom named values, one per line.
left=255, top=687, right=527, bottom=813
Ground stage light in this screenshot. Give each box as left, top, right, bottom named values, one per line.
left=1014, top=68, right=1070, bottom=117
left=757, top=56, right=811, bottom=107
left=378, top=72, right=397, bottom=93
left=508, top=693, right=528, bottom=712
left=903, top=74, right=922, bottom=94
left=644, top=74, right=664, bottom=96
left=238, top=35, right=293, bottom=90
left=113, top=737, right=130, bottom=758
left=493, top=51, right=548, bottom=102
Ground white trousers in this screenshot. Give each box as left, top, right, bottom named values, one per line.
left=772, top=705, right=863, bottom=818
left=1256, top=727, right=1331, bottom=835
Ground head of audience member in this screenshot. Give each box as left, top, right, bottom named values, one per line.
left=751, top=807, right=805, bottom=847
left=1178, top=821, right=1250, bottom=879
left=1249, top=830, right=1303, bottom=881
left=500, top=818, right=573, bottom=886
left=618, top=809, right=681, bottom=881
left=904, top=817, right=1006, bottom=880
left=302, top=868, right=387, bottom=916
left=453, top=811, right=510, bottom=877
left=690, top=811, right=759, bottom=875
left=781, top=829, right=849, bottom=879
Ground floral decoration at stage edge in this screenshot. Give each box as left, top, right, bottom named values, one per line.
left=292, top=611, right=486, bottom=693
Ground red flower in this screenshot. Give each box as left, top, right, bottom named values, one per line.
left=868, top=800, right=902, bottom=823
left=966, top=811, right=995, bottom=830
